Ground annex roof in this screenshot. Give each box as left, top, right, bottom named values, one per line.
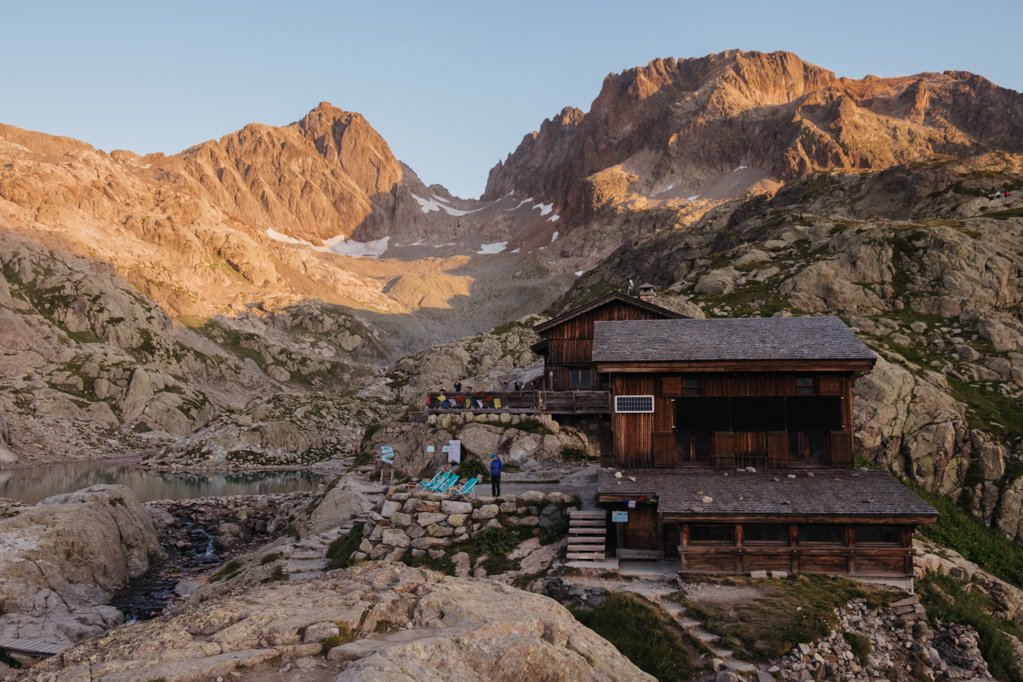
left=592, top=316, right=877, bottom=363
left=533, top=292, right=683, bottom=335
left=597, top=469, right=937, bottom=520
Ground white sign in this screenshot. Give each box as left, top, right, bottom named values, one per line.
left=446, top=439, right=461, bottom=464
left=627, top=499, right=637, bottom=509
left=612, top=511, right=629, bottom=523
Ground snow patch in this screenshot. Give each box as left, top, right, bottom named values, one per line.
left=534, top=202, right=554, bottom=216
left=510, top=248, right=521, bottom=253
left=508, top=197, right=535, bottom=211
left=477, top=241, right=508, bottom=254
left=550, top=231, right=559, bottom=243
left=548, top=214, right=560, bottom=223
left=733, top=165, right=749, bottom=172
left=267, top=228, right=315, bottom=247
left=267, top=228, right=389, bottom=258
left=686, top=194, right=701, bottom=201
left=574, top=270, right=586, bottom=277
left=412, top=193, right=476, bottom=217
left=327, top=235, right=390, bottom=258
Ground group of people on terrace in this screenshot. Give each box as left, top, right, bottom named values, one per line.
left=428, top=378, right=527, bottom=411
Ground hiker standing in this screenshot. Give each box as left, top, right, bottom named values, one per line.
left=489, top=453, right=503, bottom=497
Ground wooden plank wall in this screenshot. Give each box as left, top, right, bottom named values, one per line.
left=613, top=372, right=858, bottom=467
left=545, top=303, right=671, bottom=390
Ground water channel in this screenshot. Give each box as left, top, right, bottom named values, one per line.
left=0, top=459, right=323, bottom=503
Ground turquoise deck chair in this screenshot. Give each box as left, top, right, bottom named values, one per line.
left=432, top=472, right=461, bottom=494
left=416, top=470, right=446, bottom=489
left=452, top=476, right=480, bottom=497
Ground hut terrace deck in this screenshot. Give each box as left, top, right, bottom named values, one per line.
left=413, top=390, right=611, bottom=420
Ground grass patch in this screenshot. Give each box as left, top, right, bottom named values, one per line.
left=260, top=552, right=281, bottom=565
left=571, top=593, right=699, bottom=681
left=917, top=573, right=1023, bottom=682
left=209, top=559, right=243, bottom=583
left=948, top=378, right=1023, bottom=443
left=681, top=575, right=883, bottom=662
left=261, top=565, right=287, bottom=583
left=984, top=207, right=1023, bottom=220
left=319, top=624, right=356, bottom=656
left=909, top=482, right=1023, bottom=589
left=325, top=522, right=365, bottom=571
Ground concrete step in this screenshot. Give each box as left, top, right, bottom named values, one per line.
left=692, top=630, right=719, bottom=644
left=567, top=553, right=607, bottom=561
left=569, top=510, right=607, bottom=518
left=568, top=528, right=606, bottom=535
left=290, top=551, right=325, bottom=560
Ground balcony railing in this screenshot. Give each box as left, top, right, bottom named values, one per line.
left=419, top=390, right=610, bottom=415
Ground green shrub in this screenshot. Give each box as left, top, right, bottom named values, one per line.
left=261, top=565, right=287, bottom=583
left=571, top=593, right=697, bottom=681
left=325, top=523, right=365, bottom=571
left=260, top=552, right=281, bottom=565
left=400, top=549, right=456, bottom=575
left=538, top=519, right=570, bottom=545
left=918, top=573, right=1023, bottom=682
left=209, top=559, right=243, bottom=583
left=561, top=447, right=589, bottom=462
left=457, top=456, right=487, bottom=480
left=474, top=527, right=521, bottom=556
left=843, top=632, right=872, bottom=661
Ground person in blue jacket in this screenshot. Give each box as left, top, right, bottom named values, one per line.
left=489, top=453, right=503, bottom=497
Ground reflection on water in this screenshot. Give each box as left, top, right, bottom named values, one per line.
left=0, top=460, right=323, bottom=503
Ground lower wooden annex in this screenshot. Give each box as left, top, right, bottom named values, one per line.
left=596, top=468, right=938, bottom=578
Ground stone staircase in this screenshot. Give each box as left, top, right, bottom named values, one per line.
left=566, top=509, right=608, bottom=563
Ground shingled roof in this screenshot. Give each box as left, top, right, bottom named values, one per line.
left=592, top=316, right=877, bottom=363
left=597, top=469, right=937, bottom=519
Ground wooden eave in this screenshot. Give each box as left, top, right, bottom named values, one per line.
left=596, top=359, right=877, bottom=374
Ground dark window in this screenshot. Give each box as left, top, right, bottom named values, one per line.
left=787, top=397, right=843, bottom=430
left=743, top=524, right=789, bottom=543
left=799, top=524, right=845, bottom=544
left=789, top=431, right=828, bottom=464
left=795, top=376, right=816, bottom=395
left=854, top=525, right=902, bottom=544
left=677, top=398, right=731, bottom=430
left=677, top=431, right=712, bottom=463
left=569, top=368, right=592, bottom=389
left=689, top=524, right=734, bottom=544
left=682, top=378, right=702, bottom=396
left=731, top=397, right=787, bottom=431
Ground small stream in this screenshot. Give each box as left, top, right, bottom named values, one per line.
left=111, top=516, right=223, bottom=622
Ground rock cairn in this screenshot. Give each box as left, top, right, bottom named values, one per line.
left=356, top=488, right=577, bottom=569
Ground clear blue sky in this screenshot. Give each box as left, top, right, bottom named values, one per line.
left=2, top=0, right=1019, bottom=198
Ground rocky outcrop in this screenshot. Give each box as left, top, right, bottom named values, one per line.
left=0, top=485, right=162, bottom=647
left=32, top=564, right=653, bottom=682
left=772, top=597, right=992, bottom=681
left=485, top=50, right=1023, bottom=228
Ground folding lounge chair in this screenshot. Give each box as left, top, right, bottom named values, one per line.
left=432, top=472, right=461, bottom=494
left=416, top=470, right=446, bottom=489
left=452, top=476, right=480, bottom=497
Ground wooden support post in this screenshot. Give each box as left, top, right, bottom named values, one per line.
left=789, top=523, right=799, bottom=574
left=846, top=525, right=856, bottom=575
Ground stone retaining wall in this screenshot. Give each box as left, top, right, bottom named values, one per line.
left=353, top=488, right=578, bottom=564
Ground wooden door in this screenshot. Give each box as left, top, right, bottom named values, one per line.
left=624, top=507, right=658, bottom=550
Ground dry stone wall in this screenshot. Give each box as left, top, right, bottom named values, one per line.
left=356, top=488, right=577, bottom=570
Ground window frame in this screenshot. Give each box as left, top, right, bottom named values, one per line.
left=688, top=524, right=735, bottom=545
left=568, top=367, right=593, bottom=389
left=797, top=524, right=846, bottom=545
left=741, top=523, right=790, bottom=544
left=853, top=525, right=902, bottom=545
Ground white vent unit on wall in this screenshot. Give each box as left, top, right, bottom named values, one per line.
left=614, top=395, right=655, bottom=413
